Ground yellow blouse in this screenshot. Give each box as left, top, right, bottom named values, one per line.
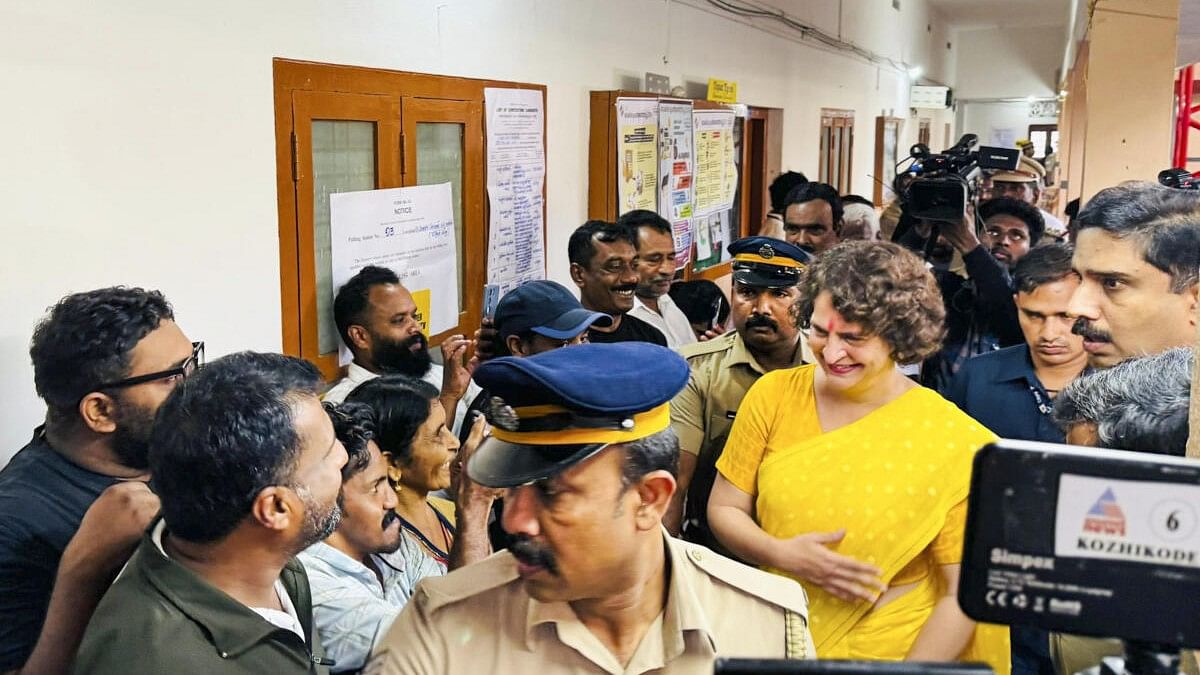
left=715, top=365, right=1009, bottom=673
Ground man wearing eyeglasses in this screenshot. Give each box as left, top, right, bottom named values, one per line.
left=0, top=287, right=198, bottom=674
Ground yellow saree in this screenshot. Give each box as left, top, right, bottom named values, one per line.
left=716, top=365, right=1009, bottom=673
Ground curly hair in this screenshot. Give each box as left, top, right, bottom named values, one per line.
left=30, top=287, right=174, bottom=424
left=324, top=401, right=375, bottom=480
left=795, top=241, right=945, bottom=364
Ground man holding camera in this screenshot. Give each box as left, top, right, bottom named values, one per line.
left=913, top=203, right=1024, bottom=393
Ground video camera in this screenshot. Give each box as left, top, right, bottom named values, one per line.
left=899, top=134, right=1020, bottom=223
left=1157, top=168, right=1200, bottom=190
left=960, top=440, right=1200, bottom=675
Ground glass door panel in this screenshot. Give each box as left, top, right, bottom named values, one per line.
left=291, top=90, right=401, bottom=380
left=401, top=98, right=484, bottom=342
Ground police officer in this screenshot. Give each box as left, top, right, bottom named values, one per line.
left=987, top=155, right=1066, bottom=240
left=366, top=342, right=814, bottom=673
left=666, top=237, right=813, bottom=557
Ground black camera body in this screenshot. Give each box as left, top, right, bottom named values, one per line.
left=901, top=134, right=1020, bottom=223
left=1158, top=168, right=1200, bottom=190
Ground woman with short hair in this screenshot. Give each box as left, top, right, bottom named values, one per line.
left=708, top=241, right=1009, bottom=672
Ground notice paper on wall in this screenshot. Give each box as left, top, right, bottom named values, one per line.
left=616, top=97, right=659, bottom=215
left=484, top=88, right=547, bottom=295
left=658, top=100, right=694, bottom=268
left=692, top=109, right=737, bottom=216
left=330, top=182, right=460, bottom=365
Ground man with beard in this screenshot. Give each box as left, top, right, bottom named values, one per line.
left=782, top=181, right=842, bottom=255
left=1067, top=182, right=1200, bottom=369
left=621, top=210, right=698, bottom=349
left=569, top=220, right=668, bottom=345
left=324, top=265, right=479, bottom=434
left=978, top=197, right=1045, bottom=270
left=367, top=342, right=814, bottom=673
left=945, top=244, right=1087, bottom=675
left=74, top=352, right=347, bottom=674
left=0, top=287, right=193, bottom=674
left=665, top=237, right=813, bottom=552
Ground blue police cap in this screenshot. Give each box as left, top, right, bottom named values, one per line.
left=727, top=236, right=812, bottom=288
left=466, top=342, right=688, bottom=488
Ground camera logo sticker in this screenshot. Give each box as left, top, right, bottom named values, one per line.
left=1055, top=474, right=1200, bottom=568
left=1082, top=488, right=1126, bottom=536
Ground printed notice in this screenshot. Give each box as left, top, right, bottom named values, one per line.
left=484, top=88, right=546, bottom=295
left=331, top=183, right=460, bottom=365
left=692, top=109, right=737, bottom=216
left=617, top=98, right=659, bottom=215
left=1054, top=474, right=1200, bottom=568
left=658, top=100, right=694, bottom=268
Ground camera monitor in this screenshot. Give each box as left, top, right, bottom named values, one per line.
left=959, top=440, right=1200, bottom=648
left=714, top=660, right=993, bottom=674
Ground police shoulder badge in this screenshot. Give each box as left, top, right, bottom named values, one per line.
left=487, top=396, right=521, bottom=431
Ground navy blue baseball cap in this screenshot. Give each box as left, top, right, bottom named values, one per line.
left=495, top=280, right=613, bottom=344
left=728, top=236, right=812, bottom=288
left=467, top=342, right=689, bottom=488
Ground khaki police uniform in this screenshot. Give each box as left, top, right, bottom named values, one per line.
left=671, top=330, right=811, bottom=552
left=365, top=531, right=814, bottom=674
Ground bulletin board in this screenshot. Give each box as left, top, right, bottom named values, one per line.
left=588, top=91, right=774, bottom=281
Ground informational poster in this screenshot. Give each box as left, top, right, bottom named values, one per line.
left=990, top=127, right=1017, bottom=149
left=658, top=100, right=694, bottom=268
left=692, top=109, right=737, bottom=216
left=330, top=183, right=459, bottom=365
left=616, top=98, right=659, bottom=215
left=484, top=88, right=546, bottom=295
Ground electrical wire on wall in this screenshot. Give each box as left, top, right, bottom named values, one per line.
left=689, top=0, right=920, bottom=79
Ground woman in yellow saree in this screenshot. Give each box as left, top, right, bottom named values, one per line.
left=709, top=241, right=1009, bottom=674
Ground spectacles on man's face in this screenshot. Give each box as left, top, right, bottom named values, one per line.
left=95, top=341, right=205, bottom=391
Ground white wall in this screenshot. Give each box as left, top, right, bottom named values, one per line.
left=959, top=101, right=1058, bottom=148
left=954, top=24, right=1067, bottom=99
left=0, top=0, right=955, bottom=464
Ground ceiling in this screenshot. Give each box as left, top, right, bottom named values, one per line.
left=927, top=0, right=1073, bottom=29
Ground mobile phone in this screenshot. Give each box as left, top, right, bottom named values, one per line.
left=483, top=284, right=501, bottom=321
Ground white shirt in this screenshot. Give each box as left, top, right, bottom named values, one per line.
left=630, top=295, right=698, bottom=350
left=151, top=520, right=305, bottom=641
left=1040, top=208, right=1067, bottom=239
left=322, top=361, right=479, bottom=434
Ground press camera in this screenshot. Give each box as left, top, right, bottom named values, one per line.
left=899, top=134, right=1020, bottom=223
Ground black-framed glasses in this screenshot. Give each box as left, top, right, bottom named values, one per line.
left=95, top=341, right=205, bottom=391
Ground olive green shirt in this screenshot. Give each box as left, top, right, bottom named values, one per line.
left=670, top=330, right=811, bottom=552
left=73, top=520, right=331, bottom=675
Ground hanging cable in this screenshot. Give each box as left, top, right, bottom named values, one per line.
left=700, top=0, right=916, bottom=76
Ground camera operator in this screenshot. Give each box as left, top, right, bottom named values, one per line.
left=898, top=202, right=1024, bottom=393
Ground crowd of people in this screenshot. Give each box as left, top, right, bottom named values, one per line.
left=1, top=162, right=1198, bottom=675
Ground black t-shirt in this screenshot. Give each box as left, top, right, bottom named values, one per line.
left=586, top=313, right=667, bottom=346
left=0, top=429, right=119, bottom=670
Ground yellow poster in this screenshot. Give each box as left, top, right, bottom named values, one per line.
left=692, top=109, right=736, bottom=216
left=410, top=288, right=431, bottom=335
left=616, top=98, right=659, bottom=215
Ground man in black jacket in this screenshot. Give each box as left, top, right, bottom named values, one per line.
left=897, top=205, right=1023, bottom=392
